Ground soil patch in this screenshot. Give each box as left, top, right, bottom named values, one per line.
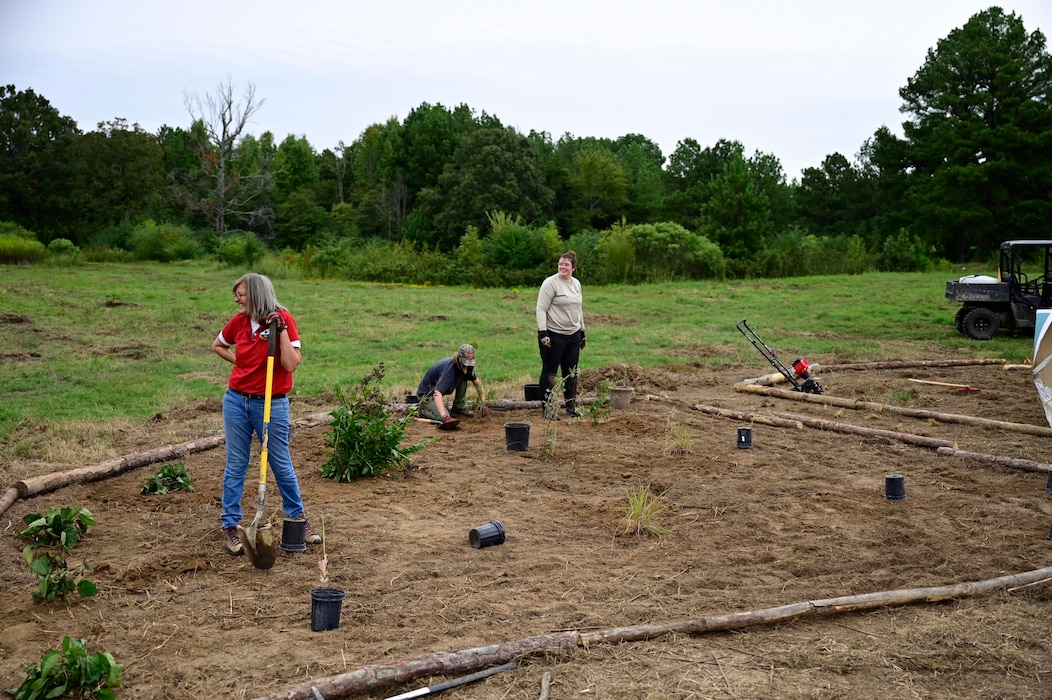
left=2, top=361, right=1051, bottom=699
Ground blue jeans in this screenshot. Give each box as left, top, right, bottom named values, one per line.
left=221, top=389, right=305, bottom=530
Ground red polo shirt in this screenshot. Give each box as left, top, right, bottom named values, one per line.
left=218, top=311, right=300, bottom=395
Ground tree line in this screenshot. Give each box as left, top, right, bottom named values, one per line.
left=2, top=7, right=1051, bottom=283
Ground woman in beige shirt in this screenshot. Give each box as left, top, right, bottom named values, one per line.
left=536, top=251, right=585, bottom=419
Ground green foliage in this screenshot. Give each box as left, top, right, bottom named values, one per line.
left=45, top=238, right=83, bottom=266
left=0, top=234, right=47, bottom=264
left=141, top=462, right=194, bottom=494
left=320, top=364, right=433, bottom=482
left=759, top=229, right=871, bottom=277
left=0, top=221, right=39, bottom=240
left=627, top=221, right=726, bottom=281
left=596, top=218, right=636, bottom=283
left=128, top=220, right=202, bottom=261
left=878, top=229, right=935, bottom=272
left=481, top=212, right=561, bottom=270
left=215, top=230, right=267, bottom=267
left=622, top=484, right=671, bottom=537
left=10, top=636, right=122, bottom=700
left=897, top=7, right=1052, bottom=261
left=583, top=379, right=613, bottom=425
left=19, top=507, right=97, bottom=604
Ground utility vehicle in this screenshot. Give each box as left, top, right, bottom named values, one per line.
left=945, top=239, right=1052, bottom=340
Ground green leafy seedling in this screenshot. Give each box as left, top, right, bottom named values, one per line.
left=10, top=636, right=122, bottom=700
left=20, top=507, right=97, bottom=604
left=141, top=462, right=194, bottom=494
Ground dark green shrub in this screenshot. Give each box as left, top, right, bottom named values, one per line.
left=46, top=238, right=83, bottom=266
left=480, top=212, right=561, bottom=271
left=879, top=229, right=934, bottom=272
left=628, top=221, right=725, bottom=281
left=320, top=364, right=433, bottom=482
left=216, top=230, right=268, bottom=267
left=10, top=636, right=122, bottom=700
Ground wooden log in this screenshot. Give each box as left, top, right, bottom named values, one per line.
left=253, top=632, right=578, bottom=700
left=686, top=403, right=805, bottom=430
left=649, top=395, right=952, bottom=449
left=255, top=566, right=1052, bottom=699
left=820, top=358, right=1005, bottom=371
left=13, top=435, right=226, bottom=502
left=770, top=412, right=955, bottom=449
left=0, top=486, right=19, bottom=517
left=580, top=565, right=1052, bottom=645
left=936, top=447, right=1052, bottom=474
left=734, top=383, right=1052, bottom=438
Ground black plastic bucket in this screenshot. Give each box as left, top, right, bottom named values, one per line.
left=736, top=426, right=753, bottom=449
left=524, top=384, right=541, bottom=401
left=405, top=394, right=419, bottom=404
left=280, top=517, right=307, bottom=553
left=885, top=474, right=907, bottom=501
left=469, top=520, right=506, bottom=548
left=310, top=588, right=346, bottom=631
left=504, top=422, right=531, bottom=451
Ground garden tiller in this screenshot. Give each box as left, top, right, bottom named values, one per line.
left=736, top=318, right=823, bottom=394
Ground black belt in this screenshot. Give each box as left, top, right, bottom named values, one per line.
left=231, top=389, right=287, bottom=401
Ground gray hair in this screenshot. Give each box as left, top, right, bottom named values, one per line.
left=233, top=273, right=287, bottom=323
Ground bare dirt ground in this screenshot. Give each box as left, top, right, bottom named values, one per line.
left=2, top=358, right=1052, bottom=699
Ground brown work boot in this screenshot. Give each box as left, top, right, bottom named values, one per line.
left=302, top=516, right=323, bottom=545
left=223, top=526, right=244, bottom=556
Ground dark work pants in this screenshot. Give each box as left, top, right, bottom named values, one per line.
left=538, top=330, right=582, bottom=409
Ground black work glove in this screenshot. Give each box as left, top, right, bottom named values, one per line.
left=580, top=332, right=586, bottom=350
left=538, top=331, right=551, bottom=348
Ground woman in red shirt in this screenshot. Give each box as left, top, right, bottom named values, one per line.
left=212, top=273, right=320, bottom=556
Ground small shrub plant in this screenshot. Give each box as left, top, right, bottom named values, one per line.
left=141, top=462, right=194, bottom=494
left=19, top=507, right=98, bottom=604
left=583, top=379, right=613, bottom=425
left=622, top=485, right=671, bottom=537
left=10, top=635, right=122, bottom=700
left=320, top=363, right=433, bottom=481
left=542, top=368, right=576, bottom=458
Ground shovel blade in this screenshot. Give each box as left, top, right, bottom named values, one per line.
left=238, top=524, right=278, bottom=570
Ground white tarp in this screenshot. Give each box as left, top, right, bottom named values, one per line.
left=1033, top=309, right=1052, bottom=428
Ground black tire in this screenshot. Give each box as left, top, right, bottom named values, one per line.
left=954, top=307, right=969, bottom=333
left=962, top=307, right=999, bottom=340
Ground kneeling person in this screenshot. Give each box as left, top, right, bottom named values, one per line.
left=416, top=344, right=489, bottom=424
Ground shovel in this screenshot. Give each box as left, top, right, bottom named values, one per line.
left=412, top=416, right=460, bottom=431
left=238, top=318, right=280, bottom=570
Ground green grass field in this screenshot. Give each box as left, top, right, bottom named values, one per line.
left=1, top=261, right=1030, bottom=462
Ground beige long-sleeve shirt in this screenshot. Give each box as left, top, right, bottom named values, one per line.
left=536, top=273, right=584, bottom=335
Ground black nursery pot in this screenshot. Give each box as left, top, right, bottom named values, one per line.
left=469, top=520, right=506, bottom=549
left=280, top=517, right=307, bottom=553
left=310, top=588, right=346, bottom=631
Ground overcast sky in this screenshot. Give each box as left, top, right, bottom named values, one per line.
left=3, top=1, right=1052, bottom=181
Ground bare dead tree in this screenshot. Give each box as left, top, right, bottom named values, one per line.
left=182, top=77, right=273, bottom=237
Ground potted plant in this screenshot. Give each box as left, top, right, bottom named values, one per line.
left=610, top=363, right=634, bottom=409
left=310, top=517, right=345, bottom=631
